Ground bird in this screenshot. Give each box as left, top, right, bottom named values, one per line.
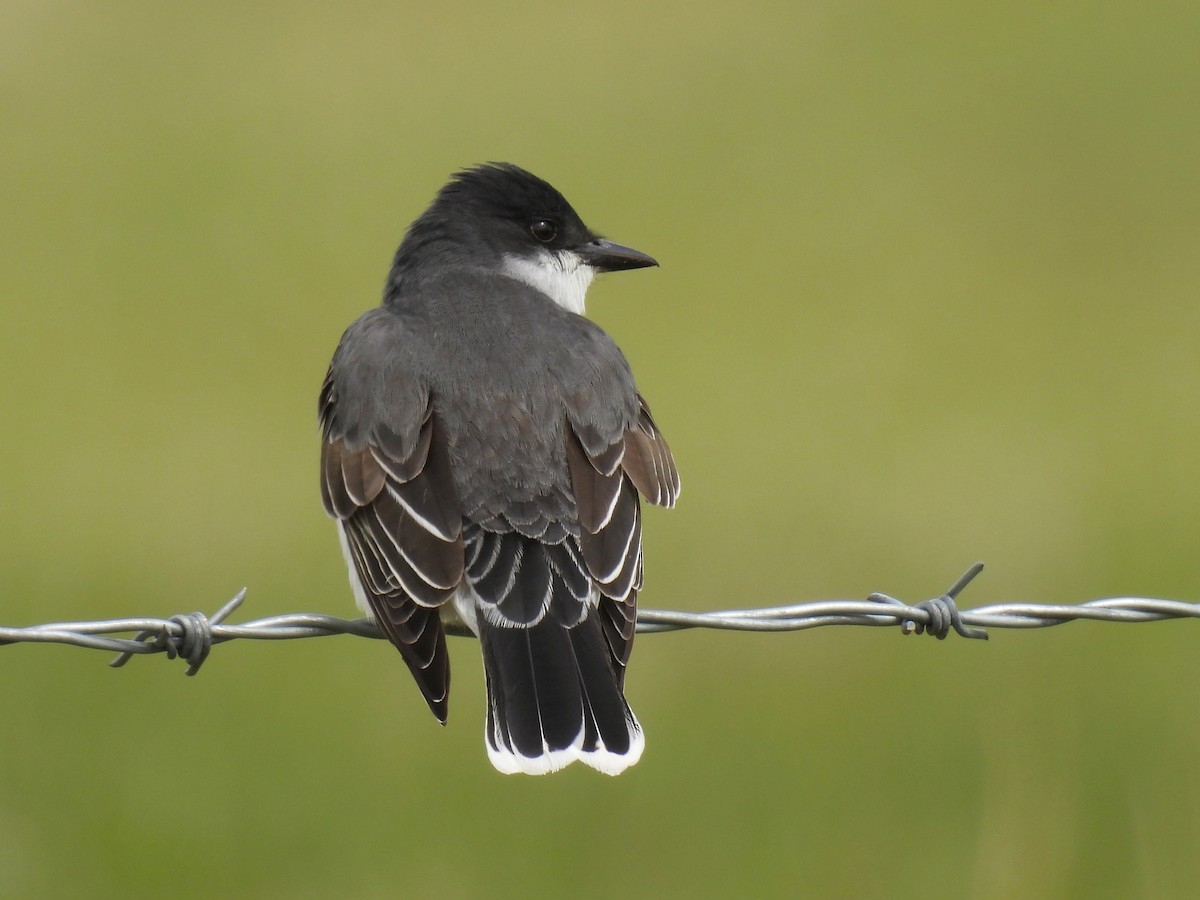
left=318, top=163, right=679, bottom=775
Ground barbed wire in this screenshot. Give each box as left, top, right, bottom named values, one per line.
left=2, top=563, right=1199, bottom=676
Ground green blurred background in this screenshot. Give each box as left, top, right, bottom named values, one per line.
left=2, top=2, right=1199, bottom=897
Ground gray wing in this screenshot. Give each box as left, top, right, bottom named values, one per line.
left=319, top=310, right=464, bottom=722
left=566, top=391, right=680, bottom=685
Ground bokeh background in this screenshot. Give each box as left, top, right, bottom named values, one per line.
left=2, top=2, right=1199, bottom=897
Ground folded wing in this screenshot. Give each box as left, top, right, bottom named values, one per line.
left=320, top=367, right=464, bottom=723
left=566, top=393, right=680, bottom=685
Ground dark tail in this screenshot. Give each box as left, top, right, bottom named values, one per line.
left=478, top=612, right=643, bottom=775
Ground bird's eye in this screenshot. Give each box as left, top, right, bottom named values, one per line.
left=528, top=218, right=558, bottom=243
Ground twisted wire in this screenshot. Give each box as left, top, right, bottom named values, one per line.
left=3, top=564, right=1199, bottom=673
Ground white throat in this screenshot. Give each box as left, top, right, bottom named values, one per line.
left=503, top=249, right=596, bottom=315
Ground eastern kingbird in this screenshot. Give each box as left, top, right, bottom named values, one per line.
left=319, top=163, right=679, bottom=775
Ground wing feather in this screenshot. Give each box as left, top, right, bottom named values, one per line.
left=621, top=395, right=680, bottom=509
left=565, top=392, right=678, bottom=683
left=321, top=369, right=464, bottom=722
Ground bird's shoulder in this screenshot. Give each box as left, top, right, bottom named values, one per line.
left=324, top=270, right=643, bottom=440
left=320, top=306, right=432, bottom=446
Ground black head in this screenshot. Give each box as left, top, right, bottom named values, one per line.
left=437, top=163, right=588, bottom=254
left=389, top=163, right=656, bottom=294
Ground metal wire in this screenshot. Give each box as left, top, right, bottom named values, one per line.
left=2, top=563, right=1198, bottom=675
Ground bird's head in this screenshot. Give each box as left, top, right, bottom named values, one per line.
left=391, top=162, right=656, bottom=314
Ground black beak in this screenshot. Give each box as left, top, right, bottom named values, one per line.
left=578, top=237, right=658, bottom=272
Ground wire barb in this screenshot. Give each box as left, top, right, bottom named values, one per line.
left=4, top=565, right=1200, bottom=673
left=890, top=562, right=990, bottom=640
left=108, top=588, right=247, bottom=675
